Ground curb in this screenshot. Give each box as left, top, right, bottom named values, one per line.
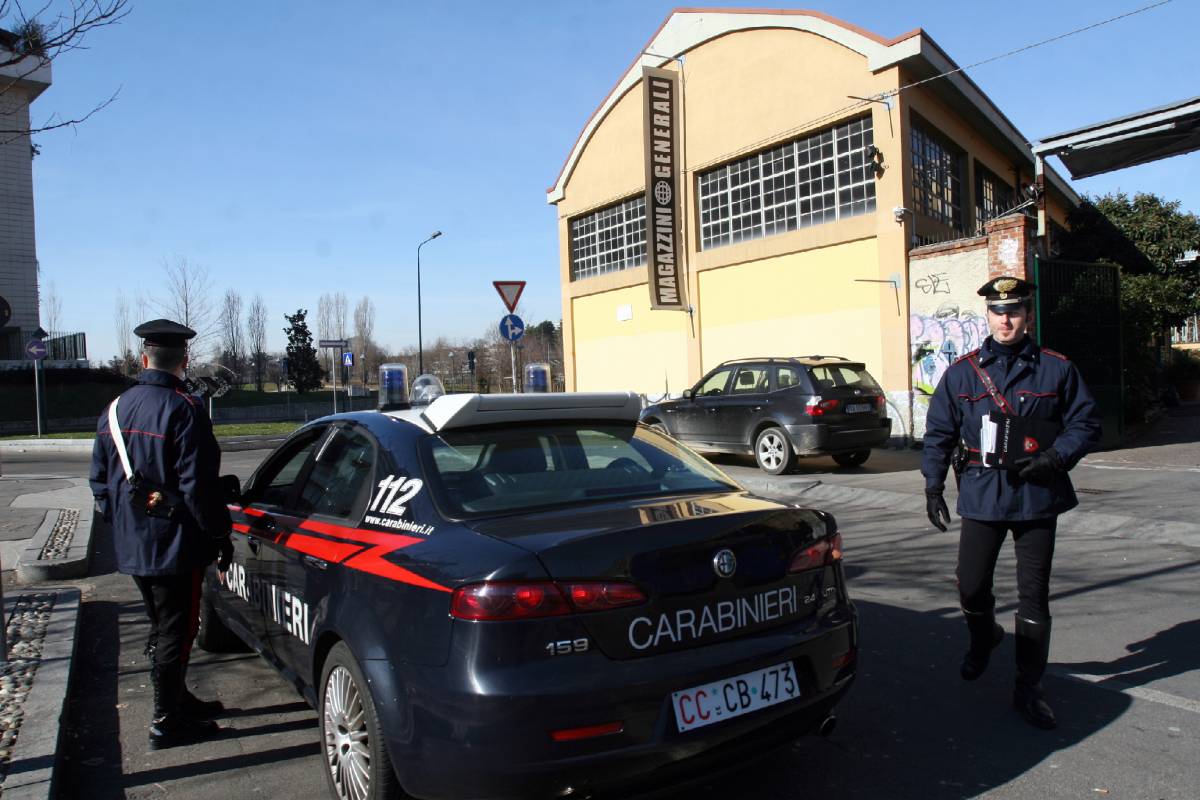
left=0, top=440, right=93, bottom=454
left=17, top=506, right=94, bottom=582
left=0, top=587, right=81, bottom=800
left=737, top=477, right=1200, bottom=548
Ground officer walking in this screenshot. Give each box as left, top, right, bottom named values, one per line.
left=921, top=277, right=1102, bottom=729
left=90, top=319, right=234, bottom=749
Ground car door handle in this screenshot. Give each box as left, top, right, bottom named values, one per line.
left=246, top=535, right=259, bottom=554
left=304, top=555, right=328, bottom=570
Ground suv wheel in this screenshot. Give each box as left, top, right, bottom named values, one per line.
left=755, top=427, right=795, bottom=475
left=833, top=450, right=871, bottom=468
left=320, top=642, right=401, bottom=800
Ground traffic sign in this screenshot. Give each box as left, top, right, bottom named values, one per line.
left=499, top=314, right=525, bottom=342
left=342, top=352, right=354, bottom=367
left=318, top=338, right=349, bottom=349
left=24, top=338, right=46, bottom=360
left=493, top=281, right=526, bottom=313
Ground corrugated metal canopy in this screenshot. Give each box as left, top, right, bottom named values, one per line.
left=1034, top=96, right=1200, bottom=179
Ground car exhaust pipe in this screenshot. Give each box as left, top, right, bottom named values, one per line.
left=817, top=714, right=837, bottom=737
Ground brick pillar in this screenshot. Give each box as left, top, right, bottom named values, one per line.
left=985, top=214, right=1036, bottom=280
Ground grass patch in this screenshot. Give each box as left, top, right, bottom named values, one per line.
left=2, top=421, right=301, bottom=441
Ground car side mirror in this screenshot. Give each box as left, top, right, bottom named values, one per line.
left=220, top=474, right=242, bottom=504
left=682, top=389, right=694, bottom=400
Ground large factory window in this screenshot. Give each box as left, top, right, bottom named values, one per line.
left=911, top=118, right=964, bottom=232
left=973, top=162, right=1014, bottom=234
left=569, top=195, right=647, bottom=281
left=698, top=115, right=876, bottom=250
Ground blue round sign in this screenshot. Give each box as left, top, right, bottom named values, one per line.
left=499, top=314, right=525, bottom=342
left=24, top=338, right=47, bottom=360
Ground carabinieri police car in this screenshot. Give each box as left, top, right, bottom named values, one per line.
left=199, top=392, right=858, bottom=800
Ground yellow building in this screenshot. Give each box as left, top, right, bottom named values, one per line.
left=548, top=8, right=1077, bottom=440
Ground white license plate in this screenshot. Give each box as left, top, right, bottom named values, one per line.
left=671, top=661, right=800, bottom=732
left=845, top=403, right=872, bottom=414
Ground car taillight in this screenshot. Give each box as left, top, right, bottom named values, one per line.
left=875, top=395, right=886, bottom=410
left=451, top=581, right=646, bottom=620
left=787, top=532, right=844, bottom=573
left=805, top=397, right=840, bottom=416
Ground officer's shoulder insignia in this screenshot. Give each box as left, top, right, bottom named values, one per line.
left=953, top=349, right=980, bottom=365
left=1040, top=347, right=1069, bottom=361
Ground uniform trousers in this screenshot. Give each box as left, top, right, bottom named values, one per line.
left=132, top=568, right=205, bottom=715
left=957, top=517, right=1056, bottom=622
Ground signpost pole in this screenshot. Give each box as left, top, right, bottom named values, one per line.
left=510, top=342, right=517, bottom=393
left=33, top=358, right=42, bottom=437
left=332, top=352, right=338, bottom=415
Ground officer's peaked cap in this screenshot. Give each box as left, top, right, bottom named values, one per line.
left=977, top=277, right=1035, bottom=309
left=134, top=318, right=196, bottom=348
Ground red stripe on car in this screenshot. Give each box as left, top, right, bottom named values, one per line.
left=283, top=532, right=364, bottom=564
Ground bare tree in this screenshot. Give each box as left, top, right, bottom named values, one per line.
left=42, top=280, right=61, bottom=334
left=219, top=288, right=245, bottom=378
left=353, top=295, right=376, bottom=383
left=158, top=257, right=216, bottom=353
left=0, top=1, right=129, bottom=138
left=317, top=293, right=333, bottom=384
left=114, top=290, right=131, bottom=374
left=246, top=293, right=268, bottom=391
left=333, top=292, right=348, bottom=338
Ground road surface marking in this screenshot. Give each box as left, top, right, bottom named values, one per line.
left=1052, top=668, right=1200, bottom=715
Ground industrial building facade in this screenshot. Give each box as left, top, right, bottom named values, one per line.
left=549, top=9, right=1076, bottom=441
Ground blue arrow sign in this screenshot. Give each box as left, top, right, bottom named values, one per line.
left=499, top=314, right=524, bottom=342
left=24, top=338, right=46, bottom=360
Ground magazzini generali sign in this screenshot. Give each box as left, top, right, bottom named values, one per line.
left=642, top=66, right=685, bottom=311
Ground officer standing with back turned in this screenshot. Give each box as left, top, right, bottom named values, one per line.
left=921, top=277, right=1101, bottom=729
left=90, top=319, right=234, bottom=749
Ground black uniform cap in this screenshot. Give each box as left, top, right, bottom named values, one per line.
left=133, top=318, right=196, bottom=348
left=978, top=276, right=1036, bottom=310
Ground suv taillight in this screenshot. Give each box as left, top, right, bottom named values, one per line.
left=787, top=532, right=844, bottom=573
left=805, top=397, right=840, bottom=416
left=451, top=581, right=647, bottom=621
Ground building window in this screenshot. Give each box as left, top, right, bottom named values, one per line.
left=974, top=162, right=1014, bottom=234
left=569, top=195, right=646, bottom=281
left=698, top=115, right=876, bottom=250
left=911, top=119, right=964, bottom=232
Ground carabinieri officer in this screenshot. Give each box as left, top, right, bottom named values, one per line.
left=90, top=319, right=234, bottom=749
left=921, top=277, right=1101, bottom=729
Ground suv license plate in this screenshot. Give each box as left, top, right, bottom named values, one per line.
left=671, top=661, right=799, bottom=732
left=845, top=403, right=872, bottom=414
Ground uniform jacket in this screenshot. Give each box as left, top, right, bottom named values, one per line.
left=921, top=336, right=1102, bottom=521
left=89, top=369, right=232, bottom=576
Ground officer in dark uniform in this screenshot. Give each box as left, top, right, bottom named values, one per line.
left=89, top=319, right=235, bottom=749
left=921, top=277, right=1101, bottom=729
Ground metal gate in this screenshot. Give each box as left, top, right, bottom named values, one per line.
left=1033, top=257, right=1123, bottom=447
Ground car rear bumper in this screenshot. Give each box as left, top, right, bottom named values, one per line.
left=382, top=607, right=858, bottom=800
left=785, top=418, right=891, bottom=455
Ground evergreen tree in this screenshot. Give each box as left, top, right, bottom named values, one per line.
left=283, top=309, right=324, bottom=394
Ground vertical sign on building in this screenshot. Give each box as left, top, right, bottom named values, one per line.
left=642, top=66, right=685, bottom=310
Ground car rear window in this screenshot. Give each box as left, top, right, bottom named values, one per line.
left=808, top=364, right=880, bottom=392
left=419, top=423, right=738, bottom=518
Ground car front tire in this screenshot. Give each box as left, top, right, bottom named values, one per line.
left=833, top=450, right=871, bottom=468
left=755, top=427, right=795, bottom=475
left=320, top=642, right=402, bottom=800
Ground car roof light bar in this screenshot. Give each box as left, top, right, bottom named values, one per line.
left=407, top=392, right=643, bottom=432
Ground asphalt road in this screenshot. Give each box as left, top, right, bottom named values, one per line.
left=12, top=450, right=1199, bottom=799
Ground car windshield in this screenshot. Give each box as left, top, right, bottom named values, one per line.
left=418, top=423, right=739, bottom=518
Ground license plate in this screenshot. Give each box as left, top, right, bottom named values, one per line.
left=845, top=403, right=872, bottom=414
left=671, top=661, right=799, bottom=732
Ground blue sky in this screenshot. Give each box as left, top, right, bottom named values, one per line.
left=30, top=0, right=1198, bottom=361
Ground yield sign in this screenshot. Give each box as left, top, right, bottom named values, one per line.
left=492, top=281, right=526, bottom=313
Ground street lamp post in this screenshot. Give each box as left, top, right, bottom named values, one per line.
left=416, top=230, right=443, bottom=375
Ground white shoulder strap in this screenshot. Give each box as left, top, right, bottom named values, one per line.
left=107, top=395, right=135, bottom=481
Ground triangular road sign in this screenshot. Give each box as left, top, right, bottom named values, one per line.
left=493, top=281, right=526, bottom=313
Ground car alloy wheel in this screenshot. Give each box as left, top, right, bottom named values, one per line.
left=755, top=427, right=795, bottom=475
left=324, top=665, right=372, bottom=800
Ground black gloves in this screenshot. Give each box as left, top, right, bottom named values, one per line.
left=1015, top=449, right=1065, bottom=484
left=925, top=489, right=951, bottom=532
left=216, top=535, right=234, bottom=574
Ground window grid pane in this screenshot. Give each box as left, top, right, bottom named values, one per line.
left=698, top=115, right=876, bottom=251
left=974, top=162, right=1014, bottom=235
left=569, top=196, right=647, bottom=281
left=911, top=123, right=963, bottom=231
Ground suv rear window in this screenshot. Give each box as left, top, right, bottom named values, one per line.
left=808, top=364, right=880, bottom=392
left=419, top=423, right=737, bottom=518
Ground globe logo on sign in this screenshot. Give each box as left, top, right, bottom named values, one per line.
left=654, top=180, right=672, bottom=206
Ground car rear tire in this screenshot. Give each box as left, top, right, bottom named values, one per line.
left=196, top=579, right=247, bottom=653
left=320, top=642, right=402, bottom=800
left=833, top=450, right=871, bottom=468
left=754, top=427, right=795, bottom=475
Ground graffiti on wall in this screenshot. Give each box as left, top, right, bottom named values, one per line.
left=910, top=303, right=989, bottom=394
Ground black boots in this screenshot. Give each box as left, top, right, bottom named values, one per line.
left=960, top=608, right=1004, bottom=681
left=1013, top=615, right=1057, bottom=730
left=180, top=687, right=225, bottom=718
left=148, top=663, right=220, bottom=750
